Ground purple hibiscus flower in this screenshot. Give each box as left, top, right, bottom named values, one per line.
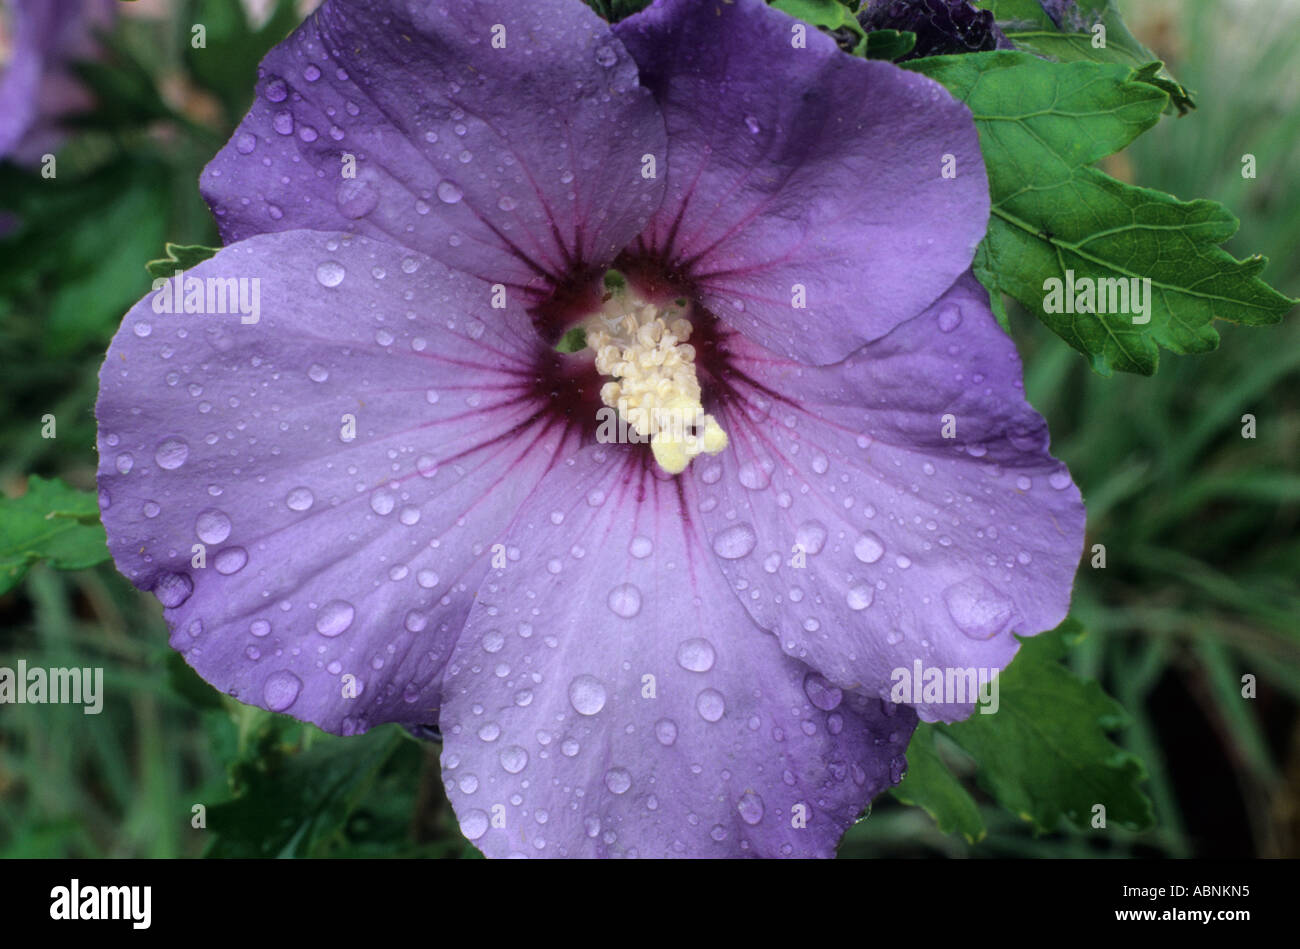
left=0, top=0, right=113, bottom=162
left=96, top=0, right=1084, bottom=857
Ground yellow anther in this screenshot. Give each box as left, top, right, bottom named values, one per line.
left=584, top=294, right=727, bottom=475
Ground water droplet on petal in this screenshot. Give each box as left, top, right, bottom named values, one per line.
left=286, top=486, right=314, bottom=511
left=499, top=745, right=528, bottom=774
left=436, top=180, right=464, bottom=204
left=654, top=718, right=678, bottom=746
left=336, top=178, right=379, bottom=219
left=696, top=688, right=726, bottom=722
left=604, top=767, right=632, bottom=794
left=795, top=520, right=827, bottom=555
left=315, top=261, right=345, bottom=287
left=568, top=674, right=607, bottom=716
left=737, top=791, right=765, bottom=824
left=942, top=577, right=1015, bottom=640
left=153, top=572, right=193, bottom=608
left=460, top=809, right=489, bottom=840
left=214, top=546, right=248, bottom=575
left=263, top=670, right=302, bottom=711
left=607, top=583, right=642, bottom=618
left=854, top=531, right=885, bottom=564
left=677, top=638, right=716, bottom=672
left=315, top=599, right=355, bottom=637
left=712, top=523, right=756, bottom=560
left=846, top=584, right=874, bottom=611
left=802, top=672, right=843, bottom=711
left=195, top=509, right=231, bottom=544
left=155, top=437, right=189, bottom=470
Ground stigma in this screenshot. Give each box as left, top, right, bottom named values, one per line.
left=584, top=294, right=727, bottom=475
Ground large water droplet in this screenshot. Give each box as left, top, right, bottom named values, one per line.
left=460, top=809, right=489, bottom=840
left=214, top=546, right=248, bottom=575
left=795, top=520, right=827, bottom=555
left=802, top=672, right=843, bottom=711
left=677, top=638, right=716, bottom=672
left=499, top=745, right=528, bottom=774
left=195, top=509, right=231, bottom=544
left=942, top=577, right=1015, bottom=640
left=263, top=670, right=302, bottom=711
left=846, top=584, right=874, bottom=611
left=696, top=688, right=726, bottom=722
left=153, top=571, right=193, bottom=608
left=154, top=437, right=189, bottom=470
left=607, top=583, right=642, bottom=618
left=315, top=261, right=346, bottom=287
left=737, top=791, right=765, bottom=824
left=937, top=304, right=962, bottom=332
left=336, top=178, right=379, bottom=219
left=854, top=531, right=885, bottom=564
left=654, top=718, right=678, bottom=746
left=315, top=599, right=355, bottom=637
left=436, top=180, right=464, bottom=204
left=568, top=674, right=607, bottom=716
left=712, top=523, right=756, bottom=560
left=286, top=486, right=314, bottom=511
left=604, top=767, right=632, bottom=794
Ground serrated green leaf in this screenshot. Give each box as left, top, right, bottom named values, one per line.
left=891, top=726, right=986, bottom=842
left=974, top=0, right=1194, bottom=111
left=932, top=619, right=1154, bottom=833
left=909, top=51, right=1296, bottom=375
left=0, top=476, right=109, bottom=595
left=145, top=242, right=220, bottom=279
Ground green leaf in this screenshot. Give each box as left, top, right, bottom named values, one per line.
left=908, top=52, right=1297, bottom=375
left=186, top=0, right=303, bottom=121
left=205, top=718, right=405, bottom=858
left=864, top=29, right=917, bottom=61
left=145, top=243, right=220, bottom=279
left=891, top=726, right=985, bottom=842
left=771, top=0, right=867, bottom=53
left=932, top=620, right=1154, bottom=833
left=0, top=476, right=109, bottom=595
left=973, top=0, right=1194, bottom=112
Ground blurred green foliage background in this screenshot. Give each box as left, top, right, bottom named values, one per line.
left=0, top=0, right=1295, bottom=858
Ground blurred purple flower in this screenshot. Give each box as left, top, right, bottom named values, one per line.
left=0, top=0, right=112, bottom=162
left=859, top=0, right=1011, bottom=61
left=96, top=0, right=1083, bottom=857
